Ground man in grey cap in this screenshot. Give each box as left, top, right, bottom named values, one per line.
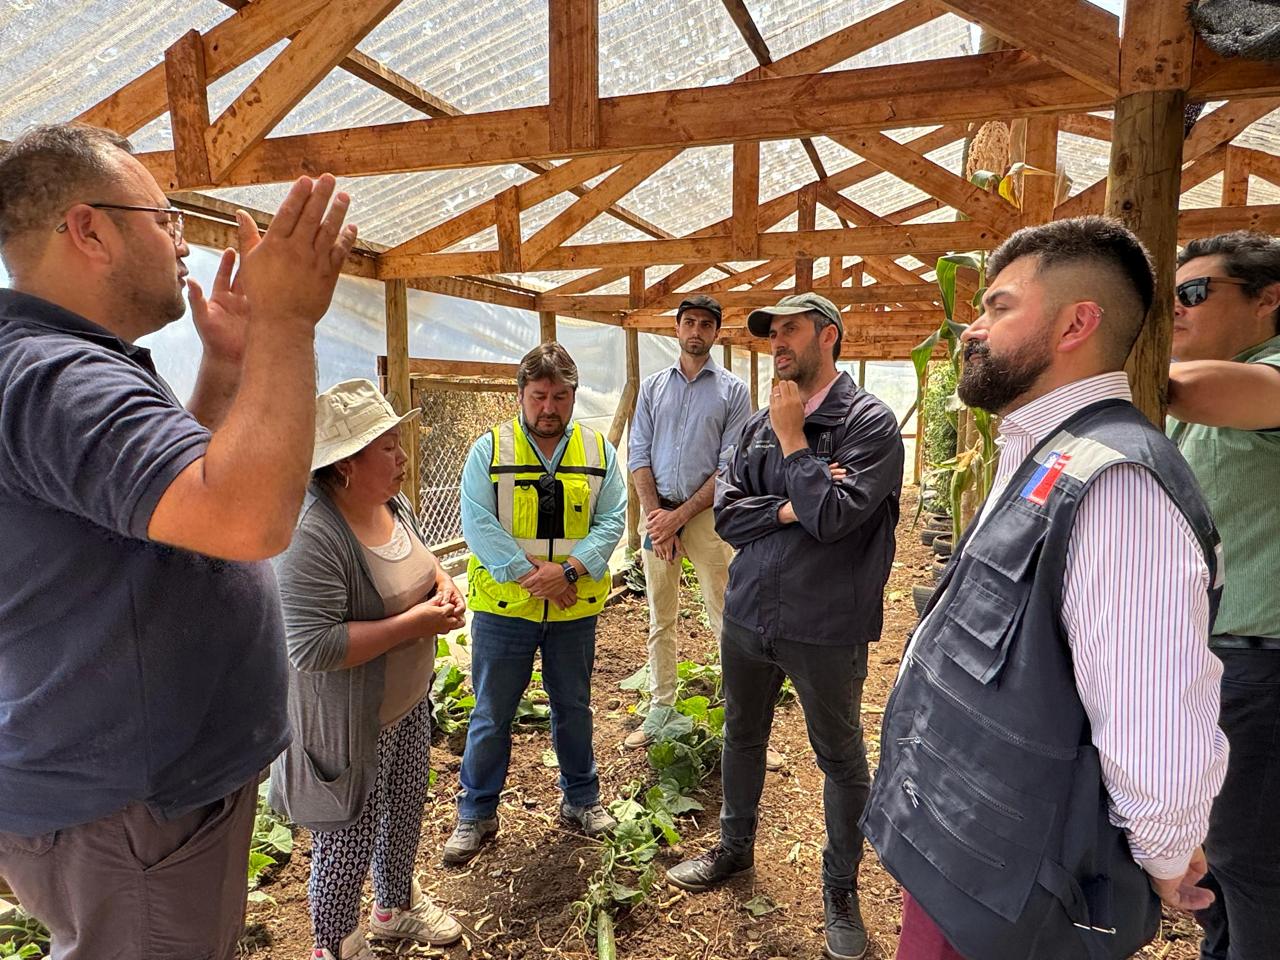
left=667, top=293, right=904, bottom=960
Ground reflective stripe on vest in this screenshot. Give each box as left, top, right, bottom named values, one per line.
left=467, top=418, right=610, bottom=622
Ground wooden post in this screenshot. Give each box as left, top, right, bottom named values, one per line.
left=796, top=183, right=817, bottom=292
left=539, top=310, right=557, bottom=342
left=1105, top=0, right=1193, bottom=424
left=1222, top=149, right=1250, bottom=205
left=722, top=342, right=734, bottom=370
left=857, top=359, right=867, bottom=387
left=625, top=327, right=641, bottom=552
left=164, top=30, right=212, bottom=188
left=548, top=0, right=599, bottom=153
left=749, top=348, right=760, bottom=410
left=732, top=141, right=760, bottom=259
left=1019, top=116, right=1059, bottom=224
left=384, top=279, right=418, bottom=510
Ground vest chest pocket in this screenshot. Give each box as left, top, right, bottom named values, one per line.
left=933, top=504, right=1048, bottom=685
left=509, top=479, right=542, bottom=540
left=561, top=475, right=593, bottom=541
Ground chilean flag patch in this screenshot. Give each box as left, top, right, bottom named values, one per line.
left=1020, top=451, right=1071, bottom=506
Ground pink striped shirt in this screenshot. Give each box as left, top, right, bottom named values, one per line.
left=974, top=373, right=1228, bottom=879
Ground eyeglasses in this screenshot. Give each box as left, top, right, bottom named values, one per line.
left=1175, top=275, right=1249, bottom=308
left=55, top=203, right=185, bottom=246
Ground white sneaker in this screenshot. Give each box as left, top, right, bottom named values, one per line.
left=368, top=878, right=463, bottom=946
left=314, top=928, right=374, bottom=960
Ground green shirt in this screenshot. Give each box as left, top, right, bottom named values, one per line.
left=1168, top=335, right=1280, bottom=638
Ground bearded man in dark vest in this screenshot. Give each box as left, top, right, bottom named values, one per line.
left=863, top=216, right=1229, bottom=960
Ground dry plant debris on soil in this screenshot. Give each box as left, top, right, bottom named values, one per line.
left=238, top=490, right=1206, bottom=960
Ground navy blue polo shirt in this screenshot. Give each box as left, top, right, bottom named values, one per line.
left=0, top=289, right=289, bottom=836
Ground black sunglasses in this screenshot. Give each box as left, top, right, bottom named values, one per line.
left=535, top=473, right=557, bottom=515
left=1176, top=275, right=1249, bottom=308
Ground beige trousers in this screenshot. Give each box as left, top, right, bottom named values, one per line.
left=641, top=507, right=732, bottom=712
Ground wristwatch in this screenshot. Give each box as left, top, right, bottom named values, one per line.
left=561, top=561, right=580, bottom=584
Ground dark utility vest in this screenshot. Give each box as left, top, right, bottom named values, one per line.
left=863, top=400, right=1222, bottom=960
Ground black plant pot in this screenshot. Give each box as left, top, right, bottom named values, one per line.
left=932, top=534, right=953, bottom=558
left=931, top=556, right=949, bottom=582
left=920, top=528, right=943, bottom=546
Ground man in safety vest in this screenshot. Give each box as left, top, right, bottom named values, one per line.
left=445, top=342, right=627, bottom=864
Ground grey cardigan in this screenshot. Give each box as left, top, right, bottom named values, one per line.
left=267, top=483, right=427, bottom=831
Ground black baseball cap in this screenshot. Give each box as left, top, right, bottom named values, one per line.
left=676, top=294, right=723, bottom=325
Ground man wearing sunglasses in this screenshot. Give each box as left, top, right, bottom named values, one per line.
left=1167, top=231, right=1280, bottom=960
left=451, top=342, right=626, bottom=864
left=0, top=124, right=357, bottom=957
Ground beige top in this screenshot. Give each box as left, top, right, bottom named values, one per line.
left=361, top=515, right=438, bottom=727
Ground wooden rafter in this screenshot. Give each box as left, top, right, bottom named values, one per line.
left=164, top=31, right=212, bottom=188
left=935, top=0, right=1119, bottom=95
left=201, top=0, right=403, bottom=181
left=137, top=51, right=1110, bottom=189
left=732, top=141, right=761, bottom=260
left=545, top=283, right=941, bottom=317
left=548, top=0, right=599, bottom=153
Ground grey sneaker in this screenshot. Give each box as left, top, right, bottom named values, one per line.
left=560, top=801, right=616, bottom=836
left=441, top=816, right=498, bottom=865
left=823, top=886, right=868, bottom=960
left=368, top=878, right=462, bottom=946
left=315, top=928, right=375, bottom=960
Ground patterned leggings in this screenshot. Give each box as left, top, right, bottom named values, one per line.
left=309, top=695, right=432, bottom=953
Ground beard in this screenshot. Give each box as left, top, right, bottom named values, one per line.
left=681, top=337, right=709, bottom=357
left=113, top=256, right=187, bottom=335
left=527, top=413, right=566, bottom=439
left=774, top=338, right=824, bottom=388
left=957, top=336, right=1053, bottom=414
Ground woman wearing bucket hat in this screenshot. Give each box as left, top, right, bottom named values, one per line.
left=268, top=379, right=464, bottom=960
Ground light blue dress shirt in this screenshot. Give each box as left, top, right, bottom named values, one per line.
left=628, top=356, right=751, bottom=503
left=460, top=416, right=627, bottom=583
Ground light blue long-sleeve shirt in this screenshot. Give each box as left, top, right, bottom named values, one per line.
left=460, top=417, right=627, bottom=583
left=628, top=357, right=751, bottom=503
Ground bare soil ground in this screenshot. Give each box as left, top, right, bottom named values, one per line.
left=240, top=489, right=1204, bottom=960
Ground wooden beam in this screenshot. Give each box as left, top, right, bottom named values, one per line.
left=1181, top=144, right=1230, bottom=194
left=540, top=310, right=558, bottom=343
left=139, top=52, right=1107, bottom=189
left=495, top=186, right=523, bottom=274
left=203, top=0, right=403, bottom=181
left=379, top=221, right=1000, bottom=278
left=549, top=0, right=600, bottom=153
left=607, top=379, right=639, bottom=449
left=542, top=124, right=964, bottom=298
left=387, top=153, right=625, bottom=257
left=936, top=0, right=1118, bottom=94
left=796, top=184, right=817, bottom=293
left=624, top=328, right=641, bottom=552
left=76, top=0, right=331, bottom=135
left=733, top=141, right=761, bottom=259
left=384, top=279, right=416, bottom=508
left=164, top=30, right=213, bottom=189
left=553, top=283, right=939, bottom=316
left=395, top=358, right=521, bottom=379
left=749, top=349, right=760, bottom=410
left=833, top=130, right=1022, bottom=235
left=522, top=151, right=676, bottom=268
left=1178, top=205, right=1280, bottom=239
left=1238, top=147, right=1280, bottom=189
left=1190, top=45, right=1280, bottom=100
left=1106, top=0, right=1192, bottom=424
left=411, top=276, right=537, bottom=310
left=813, top=184, right=941, bottom=286
left=721, top=0, right=773, bottom=64
left=755, top=0, right=943, bottom=78
left=1222, top=148, right=1251, bottom=206
left=1020, top=116, right=1058, bottom=224
left=1059, top=112, right=1113, bottom=141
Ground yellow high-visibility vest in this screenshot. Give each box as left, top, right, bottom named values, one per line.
left=467, top=418, right=611, bottom=622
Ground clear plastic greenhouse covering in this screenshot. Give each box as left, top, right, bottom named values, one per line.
left=0, top=247, right=920, bottom=472
left=5, top=0, right=1275, bottom=285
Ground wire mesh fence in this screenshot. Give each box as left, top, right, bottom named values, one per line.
left=413, top=380, right=516, bottom=547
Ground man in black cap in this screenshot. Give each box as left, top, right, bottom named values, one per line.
left=626, top=294, right=754, bottom=748
left=667, top=293, right=904, bottom=960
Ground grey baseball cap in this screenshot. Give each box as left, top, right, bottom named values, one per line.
left=676, top=294, right=723, bottom=324
left=746, top=292, right=843, bottom=338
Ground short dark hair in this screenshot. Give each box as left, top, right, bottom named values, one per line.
left=987, top=216, right=1156, bottom=364
left=1179, top=230, right=1280, bottom=334
left=805, top=310, right=843, bottom=362
left=0, top=123, right=133, bottom=262
left=517, top=341, right=579, bottom=391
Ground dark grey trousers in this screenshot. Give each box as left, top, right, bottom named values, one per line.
left=0, top=779, right=258, bottom=960
left=718, top=618, right=870, bottom=890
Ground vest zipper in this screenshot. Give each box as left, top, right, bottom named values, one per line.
left=903, top=778, right=1006, bottom=869
left=910, top=656, right=1078, bottom=760
left=896, top=736, right=1024, bottom=821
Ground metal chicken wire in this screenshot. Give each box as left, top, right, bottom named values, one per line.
left=412, top=378, right=517, bottom=547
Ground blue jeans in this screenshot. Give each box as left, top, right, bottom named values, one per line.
left=458, top=612, right=600, bottom=821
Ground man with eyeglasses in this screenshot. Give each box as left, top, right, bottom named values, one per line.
left=0, top=123, right=357, bottom=957
left=448, top=342, right=626, bottom=864
left=1167, top=231, right=1280, bottom=960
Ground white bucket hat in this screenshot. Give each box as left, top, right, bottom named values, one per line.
left=312, top=378, right=420, bottom=471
